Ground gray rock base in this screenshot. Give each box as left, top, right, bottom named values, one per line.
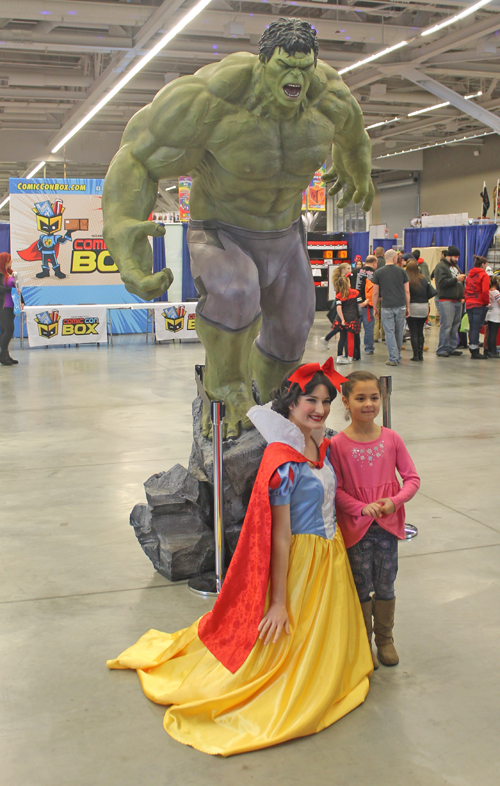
left=130, top=397, right=266, bottom=581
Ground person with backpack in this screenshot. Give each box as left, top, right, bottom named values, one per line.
left=356, top=254, right=377, bottom=355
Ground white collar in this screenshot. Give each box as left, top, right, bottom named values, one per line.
left=247, top=403, right=325, bottom=454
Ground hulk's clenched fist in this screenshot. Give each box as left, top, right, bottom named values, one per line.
left=103, top=18, right=373, bottom=438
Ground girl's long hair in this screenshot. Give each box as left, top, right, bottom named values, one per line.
left=405, top=259, right=425, bottom=292
left=331, top=262, right=351, bottom=299
left=0, top=252, right=13, bottom=285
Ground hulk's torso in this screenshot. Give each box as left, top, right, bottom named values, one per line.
left=189, top=106, right=333, bottom=230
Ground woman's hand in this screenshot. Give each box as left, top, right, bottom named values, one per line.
left=374, top=498, right=396, bottom=515
left=258, top=603, right=290, bottom=645
left=362, top=502, right=382, bottom=518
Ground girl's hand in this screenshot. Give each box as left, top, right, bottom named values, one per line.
left=362, top=502, right=382, bottom=518
left=374, top=498, right=396, bottom=515
left=258, top=603, right=290, bottom=645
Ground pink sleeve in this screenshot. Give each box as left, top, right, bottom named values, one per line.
left=329, top=439, right=369, bottom=518
left=390, top=433, right=420, bottom=509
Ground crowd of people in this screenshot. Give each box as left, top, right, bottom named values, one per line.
left=322, top=245, right=500, bottom=364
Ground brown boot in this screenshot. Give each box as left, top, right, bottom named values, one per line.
left=373, top=597, right=399, bottom=666
left=360, top=599, right=379, bottom=670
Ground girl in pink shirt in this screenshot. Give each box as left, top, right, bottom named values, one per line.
left=329, top=371, right=419, bottom=670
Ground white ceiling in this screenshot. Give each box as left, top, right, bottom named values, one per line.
left=1, top=0, right=500, bottom=215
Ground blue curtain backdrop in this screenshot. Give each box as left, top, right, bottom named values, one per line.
left=403, top=227, right=435, bottom=253
left=351, top=231, right=369, bottom=263
left=182, top=223, right=198, bottom=300
left=466, top=224, right=497, bottom=268
left=0, top=224, right=10, bottom=253
left=153, top=228, right=169, bottom=303
left=404, top=224, right=497, bottom=270
left=372, top=238, right=395, bottom=252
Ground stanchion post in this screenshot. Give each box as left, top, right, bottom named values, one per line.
left=379, top=375, right=418, bottom=540
left=188, top=365, right=226, bottom=597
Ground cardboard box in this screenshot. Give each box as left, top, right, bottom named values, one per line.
left=64, top=219, right=89, bottom=231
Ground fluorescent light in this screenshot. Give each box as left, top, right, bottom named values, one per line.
left=421, top=0, right=494, bottom=37
left=407, top=91, right=482, bottom=117
left=0, top=196, right=9, bottom=210
left=26, top=161, right=46, bottom=178
left=339, top=39, right=409, bottom=75
left=408, top=102, right=450, bottom=117
left=51, top=0, right=213, bottom=154
left=374, top=130, right=493, bottom=159
left=164, top=185, right=176, bottom=191
left=366, top=117, right=401, bottom=130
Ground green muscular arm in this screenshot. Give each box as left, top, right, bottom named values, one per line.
left=102, top=77, right=220, bottom=300
left=318, top=63, right=374, bottom=211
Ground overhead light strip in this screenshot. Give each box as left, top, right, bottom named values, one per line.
left=421, top=0, right=494, bottom=37
left=339, top=40, right=409, bottom=76
left=407, top=91, right=483, bottom=117
left=367, top=91, right=483, bottom=129
left=0, top=161, right=47, bottom=211
left=340, top=0, right=494, bottom=77
left=366, top=117, right=401, bottom=130
left=374, top=131, right=494, bottom=159
left=51, top=0, right=213, bottom=154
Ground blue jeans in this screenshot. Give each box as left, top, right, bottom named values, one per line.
left=381, top=306, right=406, bottom=363
left=467, top=305, right=488, bottom=349
left=361, top=306, right=374, bottom=352
left=437, top=300, right=462, bottom=355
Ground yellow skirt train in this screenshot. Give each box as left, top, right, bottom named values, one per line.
left=108, top=531, right=373, bottom=757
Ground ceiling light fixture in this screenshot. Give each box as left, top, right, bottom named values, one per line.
left=164, top=185, right=177, bottom=191
left=51, top=0, right=213, bottom=154
left=408, top=101, right=450, bottom=117
left=421, top=0, right=494, bottom=37
left=26, top=161, right=46, bottom=178
left=407, top=91, right=483, bottom=117
left=374, top=130, right=493, bottom=159
left=366, top=117, right=401, bottom=130
left=338, top=39, right=409, bottom=75
left=0, top=161, right=47, bottom=211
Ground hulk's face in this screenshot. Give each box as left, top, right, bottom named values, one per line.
left=263, top=48, right=316, bottom=108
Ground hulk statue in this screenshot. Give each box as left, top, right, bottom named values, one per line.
left=103, top=18, right=374, bottom=438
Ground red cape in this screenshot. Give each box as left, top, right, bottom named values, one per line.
left=198, top=438, right=329, bottom=673
left=17, top=240, right=60, bottom=262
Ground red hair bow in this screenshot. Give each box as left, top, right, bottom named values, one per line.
left=288, top=357, right=348, bottom=393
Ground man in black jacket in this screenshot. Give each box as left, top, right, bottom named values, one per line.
left=356, top=254, right=377, bottom=354
left=433, top=245, right=466, bottom=357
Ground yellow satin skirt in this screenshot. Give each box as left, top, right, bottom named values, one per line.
left=107, top=532, right=372, bottom=756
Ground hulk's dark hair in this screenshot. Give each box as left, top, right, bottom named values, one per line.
left=259, top=18, right=319, bottom=65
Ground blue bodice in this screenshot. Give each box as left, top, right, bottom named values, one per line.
left=269, top=455, right=337, bottom=540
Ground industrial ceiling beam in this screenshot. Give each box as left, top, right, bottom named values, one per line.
left=46, top=0, right=185, bottom=154
left=388, top=65, right=500, bottom=134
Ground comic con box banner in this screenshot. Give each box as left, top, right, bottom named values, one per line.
left=9, top=178, right=121, bottom=287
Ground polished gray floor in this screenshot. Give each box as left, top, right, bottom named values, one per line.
left=1, top=318, right=499, bottom=785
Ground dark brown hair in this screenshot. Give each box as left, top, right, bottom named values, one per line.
left=406, top=259, right=425, bottom=292
left=341, top=371, right=382, bottom=400
left=271, top=368, right=337, bottom=418
left=473, top=255, right=488, bottom=268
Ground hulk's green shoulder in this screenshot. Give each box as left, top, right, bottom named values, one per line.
left=193, top=52, right=257, bottom=102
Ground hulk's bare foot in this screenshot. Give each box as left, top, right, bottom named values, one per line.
left=201, top=382, right=255, bottom=440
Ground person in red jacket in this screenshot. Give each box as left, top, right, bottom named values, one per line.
left=465, top=255, right=490, bottom=359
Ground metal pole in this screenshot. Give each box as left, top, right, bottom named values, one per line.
left=211, top=400, right=225, bottom=594
left=188, top=365, right=226, bottom=597
left=379, top=375, right=418, bottom=540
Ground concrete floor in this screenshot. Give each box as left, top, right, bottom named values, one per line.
left=1, top=317, right=499, bottom=785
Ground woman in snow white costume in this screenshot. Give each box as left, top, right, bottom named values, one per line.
left=107, top=360, right=373, bottom=756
